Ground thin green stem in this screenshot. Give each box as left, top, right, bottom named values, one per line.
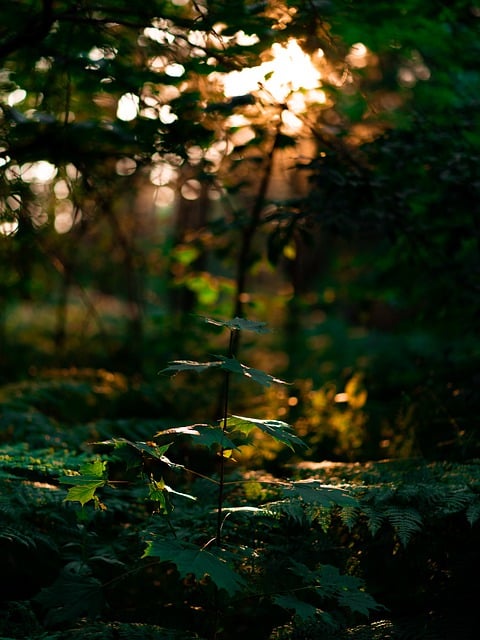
left=215, top=328, right=237, bottom=546
left=213, top=327, right=237, bottom=640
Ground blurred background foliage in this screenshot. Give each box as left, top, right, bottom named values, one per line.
left=1, top=0, right=479, bottom=462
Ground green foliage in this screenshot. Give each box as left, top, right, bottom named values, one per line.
left=142, top=538, right=246, bottom=597
left=200, top=316, right=270, bottom=334
left=59, top=460, right=108, bottom=507
left=1, top=1, right=480, bottom=637
left=35, top=564, right=104, bottom=627
left=1, top=411, right=479, bottom=637
left=227, top=415, right=305, bottom=451
left=1, top=0, right=478, bottom=466
left=0, top=317, right=478, bottom=640
left=0, top=319, right=386, bottom=638
left=292, top=458, right=480, bottom=546
left=161, top=356, right=288, bottom=387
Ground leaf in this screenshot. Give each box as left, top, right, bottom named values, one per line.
left=273, top=594, right=318, bottom=621
left=339, top=504, right=360, bottom=530
left=155, top=424, right=238, bottom=451
left=227, top=415, right=306, bottom=451
left=363, top=505, right=385, bottom=537
left=34, top=565, right=103, bottom=625
left=385, top=506, right=422, bottom=546
left=196, top=425, right=239, bottom=450
left=97, top=438, right=172, bottom=462
left=59, top=460, right=108, bottom=507
left=142, top=538, right=245, bottom=596
left=62, top=482, right=106, bottom=507
left=148, top=477, right=196, bottom=515
left=147, top=478, right=173, bottom=515
left=288, top=561, right=381, bottom=617
left=200, top=316, right=270, bottom=334
left=264, top=499, right=306, bottom=524
left=336, top=586, right=381, bottom=617
left=159, top=360, right=222, bottom=376
left=216, top=356, right=289, bottom=387
left=160, top=355, right=287, bottom=387
left=282, top=479, right=357, bottom=507
left=466, top=501, right=480, bottom=526
left=81, top=460, right=106, bottom=477
left=154, top=425, right=202, bottom=438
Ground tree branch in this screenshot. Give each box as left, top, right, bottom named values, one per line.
left=0, top=0, right=54, bottom=60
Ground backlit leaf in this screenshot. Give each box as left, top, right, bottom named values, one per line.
left=216, top=357, right=288, bottom=387
left=59, top=460, right=108, bottom=506
left=282, top=479, right=357, bottom=507
left=227, top=415, right=306, bottom=451
left=200, top=316, right=270, bottom=334
left=160, top=360, right=222, bottom=375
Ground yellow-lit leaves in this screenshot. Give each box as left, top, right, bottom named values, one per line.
left=60, top=460, right=107, bottom=507
left=227, top=415, right=306, bottom=451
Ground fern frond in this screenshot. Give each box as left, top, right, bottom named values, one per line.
left=339, top=505, right=361, bottom=531
left=439, top=489, right=472, bottom=516
left=266, top=499, right=307, bottom=525
left=0, top=525, right=37, bottom=548
left=466, top=500, right=480, bottom=525
left=396, top=482, right=445, bottom=506
left=362, top=505, right=385, bottom=537
left=384, top=506, right=422, bottom=546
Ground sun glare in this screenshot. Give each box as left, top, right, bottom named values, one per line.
left=117, top=93, right=139, bottom=121
left=0, top=220, right=19, bottom=237
left=7, top=89, right=27, bottom=106
left=21, top=161, right=57, bottom=183
left=222, top=39, right=322, bottom=104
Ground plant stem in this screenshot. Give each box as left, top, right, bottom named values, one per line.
left=213, top=328, right=237, bottom=640
left=215, top=327, right=237, bottom=546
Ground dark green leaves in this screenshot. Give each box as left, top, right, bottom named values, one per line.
left=281, top=479, right=357, bottom=507
left=161, top=356, right=288, bottom=387
left=216, top=356, right=289, bottom=386
left=227, top=415, right=306, bottom=451
left=200, top=315, right=270, bottom=334
left=288, top=560, right=382, bottom=618
left=154, top=424, right=238, bottom=450
left=160, top=317, right=280, bottom=385
left=35, top=564, right=103, bottom=626
left=160, top=360, right=222, bottom=375
left=105, top=438, right=173, bottom=462
left=273, top=594, right=318, bottom=621
left=143, top=538, right=245, bottom=596
left=148, top=477, right=196, bottom=515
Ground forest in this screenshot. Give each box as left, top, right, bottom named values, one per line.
left=1, top=1, right=479, bottom=638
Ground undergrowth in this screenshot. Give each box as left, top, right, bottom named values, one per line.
left=0, top=318, right=479, bottom=639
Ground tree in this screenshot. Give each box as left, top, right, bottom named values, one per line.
left=293, top=1, right=480, bottom=458
left=1, top=0, right=479, bottom=458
